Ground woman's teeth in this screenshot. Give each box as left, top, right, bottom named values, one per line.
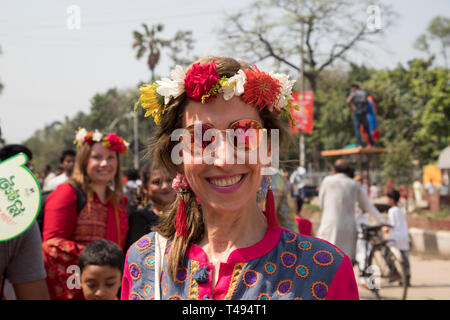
left=209, top=175, right=243, bottom=187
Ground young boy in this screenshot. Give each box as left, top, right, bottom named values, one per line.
left=384, top=190, right=411, bottom=286
left=78, top=240, right=124, bottom=300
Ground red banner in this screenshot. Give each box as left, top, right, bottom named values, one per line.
left=290, top=91, right=314, bottom=133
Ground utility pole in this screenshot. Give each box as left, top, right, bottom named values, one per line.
left=299, top=21, right=306, bottom=169
left=133, top=110, right=139, bottom=170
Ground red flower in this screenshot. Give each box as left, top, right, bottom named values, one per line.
left=184, top=62, right=220, bottom=102
left=103, top=133, right=127, bottom=154
left=241, top=66, right=282, bottom=111
left=84, top=132, right=94, bottom=145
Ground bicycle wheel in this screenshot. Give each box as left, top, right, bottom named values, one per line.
left=367, top=244, right=408, bottom=300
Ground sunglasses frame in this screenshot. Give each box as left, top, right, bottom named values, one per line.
left=183, top=119, right=264, bottom=155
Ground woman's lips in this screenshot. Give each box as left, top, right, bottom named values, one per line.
left=206, top=173, right=247, bottom=193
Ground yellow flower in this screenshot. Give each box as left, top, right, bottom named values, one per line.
left=137, top=84, right=165, bottom=125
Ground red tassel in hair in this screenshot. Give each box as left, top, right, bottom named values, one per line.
left=265, top=187, right=279, bottom=228
left=175, top=197, right=189, bottom=237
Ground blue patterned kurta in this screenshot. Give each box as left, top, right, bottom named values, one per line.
left=121, top=227, right=358, bottom=300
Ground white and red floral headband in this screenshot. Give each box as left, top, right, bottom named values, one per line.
left=74, top=128, right=129, bottom=155
left=135, top=61, right=299, bottom=126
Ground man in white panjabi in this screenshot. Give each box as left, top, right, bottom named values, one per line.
left=317, top=159, right=378, bottom=263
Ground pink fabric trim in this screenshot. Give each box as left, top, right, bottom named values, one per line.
left=213, top=263, right=237, bottom=300
left=120, top=250, right=131, bottom=300
left=326, top=255, right=359, bottom=300
left=186, top=226, right=282, bottom=263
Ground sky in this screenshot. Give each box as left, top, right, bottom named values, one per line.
left=0, top=0, right=449, bottom=144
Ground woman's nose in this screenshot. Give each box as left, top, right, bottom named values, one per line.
left=212, top=131, right=233, bottom=167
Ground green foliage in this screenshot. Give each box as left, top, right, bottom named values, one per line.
left=23, top=87, right=155, bottom=173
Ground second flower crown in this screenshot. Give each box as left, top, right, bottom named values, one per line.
left=135, top=61, right=300, bottom=126
left=74, top=128, right=129, bottom=155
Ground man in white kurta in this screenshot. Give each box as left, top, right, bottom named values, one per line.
left=317, top=159, right=376, bottom=262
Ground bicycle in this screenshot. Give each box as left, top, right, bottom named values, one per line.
left=358, top=224, right=409, bottom=300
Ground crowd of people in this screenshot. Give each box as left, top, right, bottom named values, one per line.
left=1, top=56, right=412, bottom=301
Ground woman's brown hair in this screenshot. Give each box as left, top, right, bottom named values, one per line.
left=148, top=56, right=288, bottom=280
left=67, top=142, right=124, bottom=206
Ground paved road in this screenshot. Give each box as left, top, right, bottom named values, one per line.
left=356, top=253, right=450, bottom=300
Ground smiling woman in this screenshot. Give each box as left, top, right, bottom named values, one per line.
left=122, top=56, right=359, bottom=300
left=41, top=129, right=129, bottom=300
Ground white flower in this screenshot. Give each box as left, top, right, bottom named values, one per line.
left=156, top=65, right=186, bottom=104
left=269, top=72, right=295, bottom=96
left=269, top=72, right=295, bottom=112
left=75, top=128, right=88, bottom=144
left=93, top=130, right=103, bottom=142
left=221, top=69, right=247, bottom=101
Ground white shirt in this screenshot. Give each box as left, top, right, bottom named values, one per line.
left=387, top=206, right=410, bottom=251
left=369, top=185, right=379, bottom=199
left=46, top=173, right=68, bottom=191
left=289, top=166, right=306, bottom=189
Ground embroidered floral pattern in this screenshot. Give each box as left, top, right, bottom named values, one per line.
left=258, top=293, right=271, bottom=300
left=264, top=262, right=277, bottom=275
left=129, top=292, right=143, bottom=300
left=277, top=280, right=292, bottom=296
left=175, top=267, right=188, bottom=284
left=313, top=250, right=334, bottom=267
left=129, top=263, right=141, bottom=281
left=188, top=261, right=200, bottom=300
left=135, top=237, right=152, bottom=251
left=242, top=269, right=260, bottom=288
left=298, top=240, right=312, bottom=251
left=280, top=252, right=297, bottom=268
left=145, top=256, right=155, bottom=268
left=143, top=284, right=152, bottom=297
left=224, top=263, right=245, bottom=300
left=295, top=265, right=309, bottom=279
left=286, top=232, right=297, bottom=243
left=311, top=281, right=328, bottom=300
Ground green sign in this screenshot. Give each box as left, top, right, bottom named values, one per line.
left=0, top=153, right=41, bottom=241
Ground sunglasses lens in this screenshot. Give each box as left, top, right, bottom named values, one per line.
left=230, top=120, right=262, bottom=152
left=188, top=124, right=215, bottom=153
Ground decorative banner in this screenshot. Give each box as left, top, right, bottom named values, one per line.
left=0, top=153, right=41, bottom=241
left=290, top=91, right=314, bottom=133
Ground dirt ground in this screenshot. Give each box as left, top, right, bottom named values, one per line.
left=357, top=253, right=450, bottom=300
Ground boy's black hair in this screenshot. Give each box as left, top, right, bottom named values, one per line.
left=351, top=83, right=360, bottom=89
left=78, top=239, right=124, bottom=273
left=60, top=149, right=76, bottom=163
left=0, top=144, right=33, bottom=161
left=387, top=189, right=400, bottom=203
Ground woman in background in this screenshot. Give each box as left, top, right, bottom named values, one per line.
left=125, top=160, right=176, bottom=250
left=42, top=129, right=129, bottom=300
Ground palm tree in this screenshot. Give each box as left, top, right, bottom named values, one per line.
left=132, top=24, right=195, bottom=81
left=132, top=24, right=170, bottom=81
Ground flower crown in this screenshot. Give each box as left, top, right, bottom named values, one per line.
left=74, top=128, right=129, bottom=154
left=135, top=61, right=300, bottom=126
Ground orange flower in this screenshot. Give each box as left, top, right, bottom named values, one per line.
left=241, top=66, right=282, bottom=111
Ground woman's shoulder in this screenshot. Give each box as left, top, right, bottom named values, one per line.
left=46, top=183, right=77, bottom=202
left=278, top=228, right=348, bottom=265
left=126, top=231, right=159, bottom=260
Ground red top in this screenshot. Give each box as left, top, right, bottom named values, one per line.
left=42, top=183, right=129, bottom=299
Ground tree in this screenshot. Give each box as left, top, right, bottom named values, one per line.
left=219, top=0, right=396, bottom=169
left=414, top=16, right=450, bottom=67
left=132, top=23, right=195, bottom=81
